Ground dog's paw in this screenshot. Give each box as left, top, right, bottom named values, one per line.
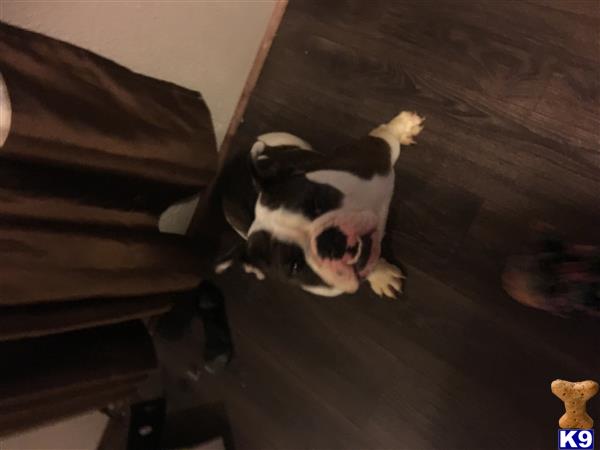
left=367, top=258, right=406, bottom=299
left=243, top=263, right=266, bottom=280
left=215, top=259, right=233, bottom=274
left=387, top=111, right=424, bottom=145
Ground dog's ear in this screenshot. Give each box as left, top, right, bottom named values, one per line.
left=248, top=142, right=298, bottom=189
left=248, top=141, right=325, bottom=190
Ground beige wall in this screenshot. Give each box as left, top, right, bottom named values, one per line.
left=1, top=0, right=276, bottom=145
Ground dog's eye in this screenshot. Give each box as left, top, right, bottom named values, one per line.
left=291, top=262, right=299, bottom=274
left=289, top=259, right=304, bottom=276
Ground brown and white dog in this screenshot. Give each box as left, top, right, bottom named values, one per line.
left=216, top=111, right=424, bottom=298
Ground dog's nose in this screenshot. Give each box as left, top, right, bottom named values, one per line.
left=316, top=226, right=347, bottom=259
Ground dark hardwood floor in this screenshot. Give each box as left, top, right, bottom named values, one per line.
left=157, top=1, right=600, bottom=449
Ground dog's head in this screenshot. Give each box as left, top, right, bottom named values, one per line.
left=240, top=136, right=382, bottom=296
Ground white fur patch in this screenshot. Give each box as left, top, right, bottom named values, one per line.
left=0, top=73, right=11, bottom=148
left=250, top=140, right=266, bottom=159
left=250, top=133, right=314, bottom=169
left=243, top=263, right=265, bottom=280
left=215, top=259, right=233, bottom=274
left=257, top=132, right=313, bottom=150
left=301, top=284, right=345, bottom=297
left=249, top=197, right=312, bottom=244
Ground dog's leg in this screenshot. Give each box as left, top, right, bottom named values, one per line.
left=196, top=281, right=234, bottom=374
left=367, top=258, right=406, bottom=299
left=370, top=111, right=424, bottom=164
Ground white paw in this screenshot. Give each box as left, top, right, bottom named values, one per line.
left=387, top=111, right=424, bottom=145
left=367, top=259, right=406, bottom=299
left=215, top=259, right=233, bottom=274
left=243, top=263, right=266, bottom=280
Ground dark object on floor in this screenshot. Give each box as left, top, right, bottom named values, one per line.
left=503, top=229, right=600, bottom=318
left=154, top=282, right=233, bottom=373
left=127, top=398, right=166, bottom=450
left=197, top=282, right=234, bottom=374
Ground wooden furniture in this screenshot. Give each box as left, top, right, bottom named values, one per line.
left=0, top=22, right=218, bottom=436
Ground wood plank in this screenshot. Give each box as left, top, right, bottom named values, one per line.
left=0, top=385, right=135, bottom=438
left=0, top=225, right=202, bottom=305
left=0, top=294, right=174, bottom=341
left=0, top=322, right=151, bottom=437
